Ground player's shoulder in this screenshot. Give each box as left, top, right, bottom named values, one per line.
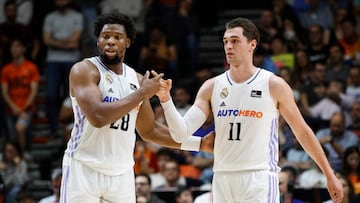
left=70, top=58, right=99, bottom=78
left=269, top=73, right=288, bottom=87
left=73, top=58, right=96, bottom=70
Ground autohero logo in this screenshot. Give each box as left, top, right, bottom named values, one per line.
left=103, top=96, right=119, bottom=103
left=216, top=109, right=263, bottom=118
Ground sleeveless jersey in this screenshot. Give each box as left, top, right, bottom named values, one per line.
left=64, top=56, right=140, bottom=176
left=211, top=68, right=280, bottom=172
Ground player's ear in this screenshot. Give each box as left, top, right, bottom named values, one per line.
left=126, top=38, right=131, bottom=48
left=249, top=40, right=256, bottom=52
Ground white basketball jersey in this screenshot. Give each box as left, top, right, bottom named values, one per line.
left=64, top=56, right=140, bottom=176
left=211, top=68, right=280, bottom=172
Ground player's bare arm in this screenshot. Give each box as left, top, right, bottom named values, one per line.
left=269, top=75, right=343, bottom=203
left=192, top=78, right=214, bottom=117
left=135, top=97, right=180, bottom=149
left=69, top=60, right=163, bottom=128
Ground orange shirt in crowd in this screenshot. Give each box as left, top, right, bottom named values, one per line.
left=338, top=37, right=360, bottom=61
left=0, top=59, right=40, bottom=113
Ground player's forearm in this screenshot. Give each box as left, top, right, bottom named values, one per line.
left=86, top=88, right=147, bottom=127
left=160, top=99, right=188, bottom=142
left=297, top=129, right=335, bottom=177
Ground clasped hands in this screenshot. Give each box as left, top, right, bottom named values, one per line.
left=150, top=70, right=172, bottom=102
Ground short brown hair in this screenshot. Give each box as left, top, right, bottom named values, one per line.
left=225, top=17, right=260, bottom=44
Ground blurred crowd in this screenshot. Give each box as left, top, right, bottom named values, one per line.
left=2, top=0, right=360, bottom=202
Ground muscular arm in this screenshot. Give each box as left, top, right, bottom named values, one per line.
left=270, top=75, right=343, bottom=201
left=70, top=60, right=162, bottom=127
left=135, top=98, right=181, bottom=149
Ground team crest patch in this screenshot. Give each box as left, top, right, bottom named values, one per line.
left=105, top=74, right=113, bottom=84
left=220, top=87, right=228, bottom=98
left=130, top=83, right=138, bottom=90
left=251, top=90, right=262, bottom=98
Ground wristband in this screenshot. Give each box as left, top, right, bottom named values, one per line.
left=180, top=136, right=201, bottom=151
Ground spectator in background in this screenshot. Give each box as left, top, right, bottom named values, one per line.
left=281, top=16, right=306, bottom=51
left=340, top=146, right=360, bottom=195
left=346, top=66, right=360, bottom=101
left=309, top=79, right=343, bottom=128
left=281, top=165, right=300, bottom=187
left=38, top=168, right=62, bottom=203
left=0, top=141, right=29, bottom=203
left=150, top=148, right=176, bottom=189
left=316, top=112, right=359, bottom=171
left=154, top=160, right=202, bottom=191
left=164, top=0, right=199, bottom=79
left=138, top=23, right=177, bottom=78
left=279, top=170, right=305, bottom=203
left=254, top=45, right=277, bottom=74
left=172, top=85, right=192, bottom=116
left=299, top=62, right=328, bottom=130
left=284, top=136, right=312, bottom=172
left=73, top=0, right=100, bottom=57
left=0, top=0, right=33, bottom=25
left=293, top=49, right=313, bottom=84
left=299, top=0, right=334, bottom=30
left=305, top=24, right=329, bottom=65
left=338, top=16, right=360, bottom=65
left=42, top=0, right=83, bottom=138
left=332, top=7, right=348, bottom=41
left=270, top=35, right=295, bottom=71
left=15, top=189, right=35, bottom=203
left=257, top=8, right=279, bottom=52
left=1, top=38, right=40, bottom=152
left=326, top=43, right=351, bottom=85
left=348, top=101, right=360, bottom=137
left=297, top=146, right=328, bottom=189
left=135, top=173, right=166, bottom=203
left=193, top=65, right=214, bottom=92
left=271, top=0, right=301, bottom=33
left=134, top=138, right=158, bottom=175
left=175, top=186, right=194, bottom=203
left=0, top=0, right=40, bottom=67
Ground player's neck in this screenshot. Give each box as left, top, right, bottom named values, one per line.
left=228, top=63, right=257, bottom=83
left=107, top=63, right=124, bottom=75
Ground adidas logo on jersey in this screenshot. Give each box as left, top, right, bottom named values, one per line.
left=108, top=88, right=114, bottom=93
left=251, top=90, right=262, bottom=98
left=220, top=102, right=226, bottom=107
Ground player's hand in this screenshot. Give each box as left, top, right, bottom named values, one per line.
left=151, top=70, right=172, bottom=102
left=140, top=70, right=164, bottom=99
left=200, top=131, right=215, bottom=153
left=327, top=173, right=344, bottom=203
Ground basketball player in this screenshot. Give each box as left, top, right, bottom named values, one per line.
left=157, top=17, right=343, bottom=202
left=59, top=12, right=212, bottom=203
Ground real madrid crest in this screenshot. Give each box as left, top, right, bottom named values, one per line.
left=105, top=74, right=113, bottom=84
left=220, top=87, right=228, bottom=98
